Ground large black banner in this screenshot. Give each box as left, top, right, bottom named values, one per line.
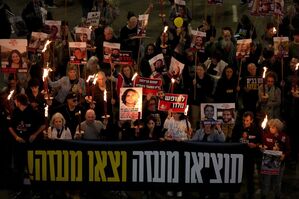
left=27, top=140, right=247, bottom=192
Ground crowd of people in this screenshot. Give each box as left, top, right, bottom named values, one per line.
left=1, top=0, right=299, bottom=199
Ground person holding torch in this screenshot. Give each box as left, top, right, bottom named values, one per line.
left=259, top=118, right=290, bottom=199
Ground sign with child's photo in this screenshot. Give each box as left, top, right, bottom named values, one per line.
left=200, top=103, right=235, bottom=124
left=69, top=42, right=87, bottom=64
left=119, top=87, right=143, bottom=120
left=28, top=32, right=49, bottom=52
left=261, top=150, right=282, bottom=175
left=103, top=42, right=121, bottom=63
left=273, top=37, right=289, bottom=57
left=158, top=93, right=188, bottom=113
left=0, top=39, right=28, bottom=73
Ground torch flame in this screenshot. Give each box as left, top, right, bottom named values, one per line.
left=92, top=74, right=98, bottom=85
left=273, top=27, right=277, bottom=34
left=7, top=90, right=14, bottom=100
left=131, top=73, right=138, bottom=81
left=261, top=115, right=268, bottom=129
left=295, top=63, right=299, bottom=71
left=89, top=26, right=92, bottom=30
left=42, top=40, right=52, bottom=53
left=163, top=26, right=168, bottom=33
left=262, top=67, right=268, bottom=78
left=171, top=78, right=175, bottom=84
left=86, top=74, right=95, bottom=83
left=184, top=105, right=189, bottom=116
left=45, top=105, right=49, bottom=118
left=104, top=89, right=107, bottom=102
left=42, top=68, right=52, bottom=82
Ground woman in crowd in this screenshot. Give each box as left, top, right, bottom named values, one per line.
left=140, top=43, right=157, bottom=78
left=190, top=63, right=214, bottom=129
left=46, top=112, right=72, bottom=140
left=48, top=65, right=86, bottom=107
left=116, top=65, right=134, bottom=95
left=260, top=118, right=290, bottom=199
left=214, top=65, right=239, bottom=103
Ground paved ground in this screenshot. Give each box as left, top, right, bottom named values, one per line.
left=1, top=0, right=299, bottom=198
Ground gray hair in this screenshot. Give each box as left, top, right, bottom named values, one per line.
left=50, top=112, right=66, bottom=127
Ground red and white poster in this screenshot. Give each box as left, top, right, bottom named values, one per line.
left=148, top=53, right=166, bottom=74
left=113, top=51, right=133, bottom=65
left=103, top=41, right=121, bottom=63
left=0, top=39, right=28, bottom=73
left=120, top=87, right=143, bottom=120
left=168, top=57, right=184, bottom=78
left=69, top=42, right=87, bottom=64
left=191, top=30, right=206, bottom=52
left=135, top=77, right=162, bottom=95
left=261, top=150, right=282, bottom=175
left=158, top=93, right=188, bottom=113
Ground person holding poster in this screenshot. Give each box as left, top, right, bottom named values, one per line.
left=140, top=43, right=157, bottom=77
left=119, top=87, right=142, bottom=121
left=260, top=119, right=290, bottom=199
left=231, top=111, right=262, bottom=199
left=116, top=65, right=134, bottom=95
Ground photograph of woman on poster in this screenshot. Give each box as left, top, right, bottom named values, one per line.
left=121, top=88, right=140, bottom=108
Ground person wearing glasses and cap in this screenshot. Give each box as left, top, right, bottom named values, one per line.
left=54, top=92, right=83, bottom=138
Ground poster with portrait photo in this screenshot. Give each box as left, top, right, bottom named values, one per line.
left=158, top=93, right=188, bottom=113
left=273, top=37, right=289, bottom=57
left=103, top=41, right=121, bottom=63
left=75, top=27, right=92, bottom=44
left=191, top=30, right=206, bottom=52
left=207, top=0, right=224, bottom=5
left=0, top=39, right=28, bottom=74
left=236, top=39, right=252, bottom=59
left=119, top=87, right=143, bottom=120
left=261, top=150, right=282, bottom=175
left=169, top=57, right=184, bottom=78
left=43, top=20, right=61, bottom=40
left=86, top=11, right=101, bottom=28
left=137, top=14, right=149, bottom=37
left=28, top=32, right=49, bottom=53
left=200, top=103, right=235, bottom=124
left=69, top=42, right=87, bottom=64
left=149, top=53, right=166, bottom=74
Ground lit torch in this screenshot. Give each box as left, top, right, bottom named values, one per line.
left=261, top=114, right=268, bottom=130
left=45, top=104, right=49, bottom=118
left=103, top=89, right=107, bottom=117
left=42, top=40, right=52, bottom=53
left=161, top=26, right=168, bottom=48
left=7, top=90, right=14, bottom=100
left=42, top=66, right=52, bottom=99
left=86, top=74, right=96, bottom=97
left=132, top=72, right=138, bottom=86
left=170, top=78, right=175, bottom=93
left=92, top=74, right=98, bottom=102
left=272, top=27, right=277, bottom=36
left=294, top=63, right=299, bottom=92
left=262, top=67, right=268, bottom=96
left=184, top=105, right=190, bottom=135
